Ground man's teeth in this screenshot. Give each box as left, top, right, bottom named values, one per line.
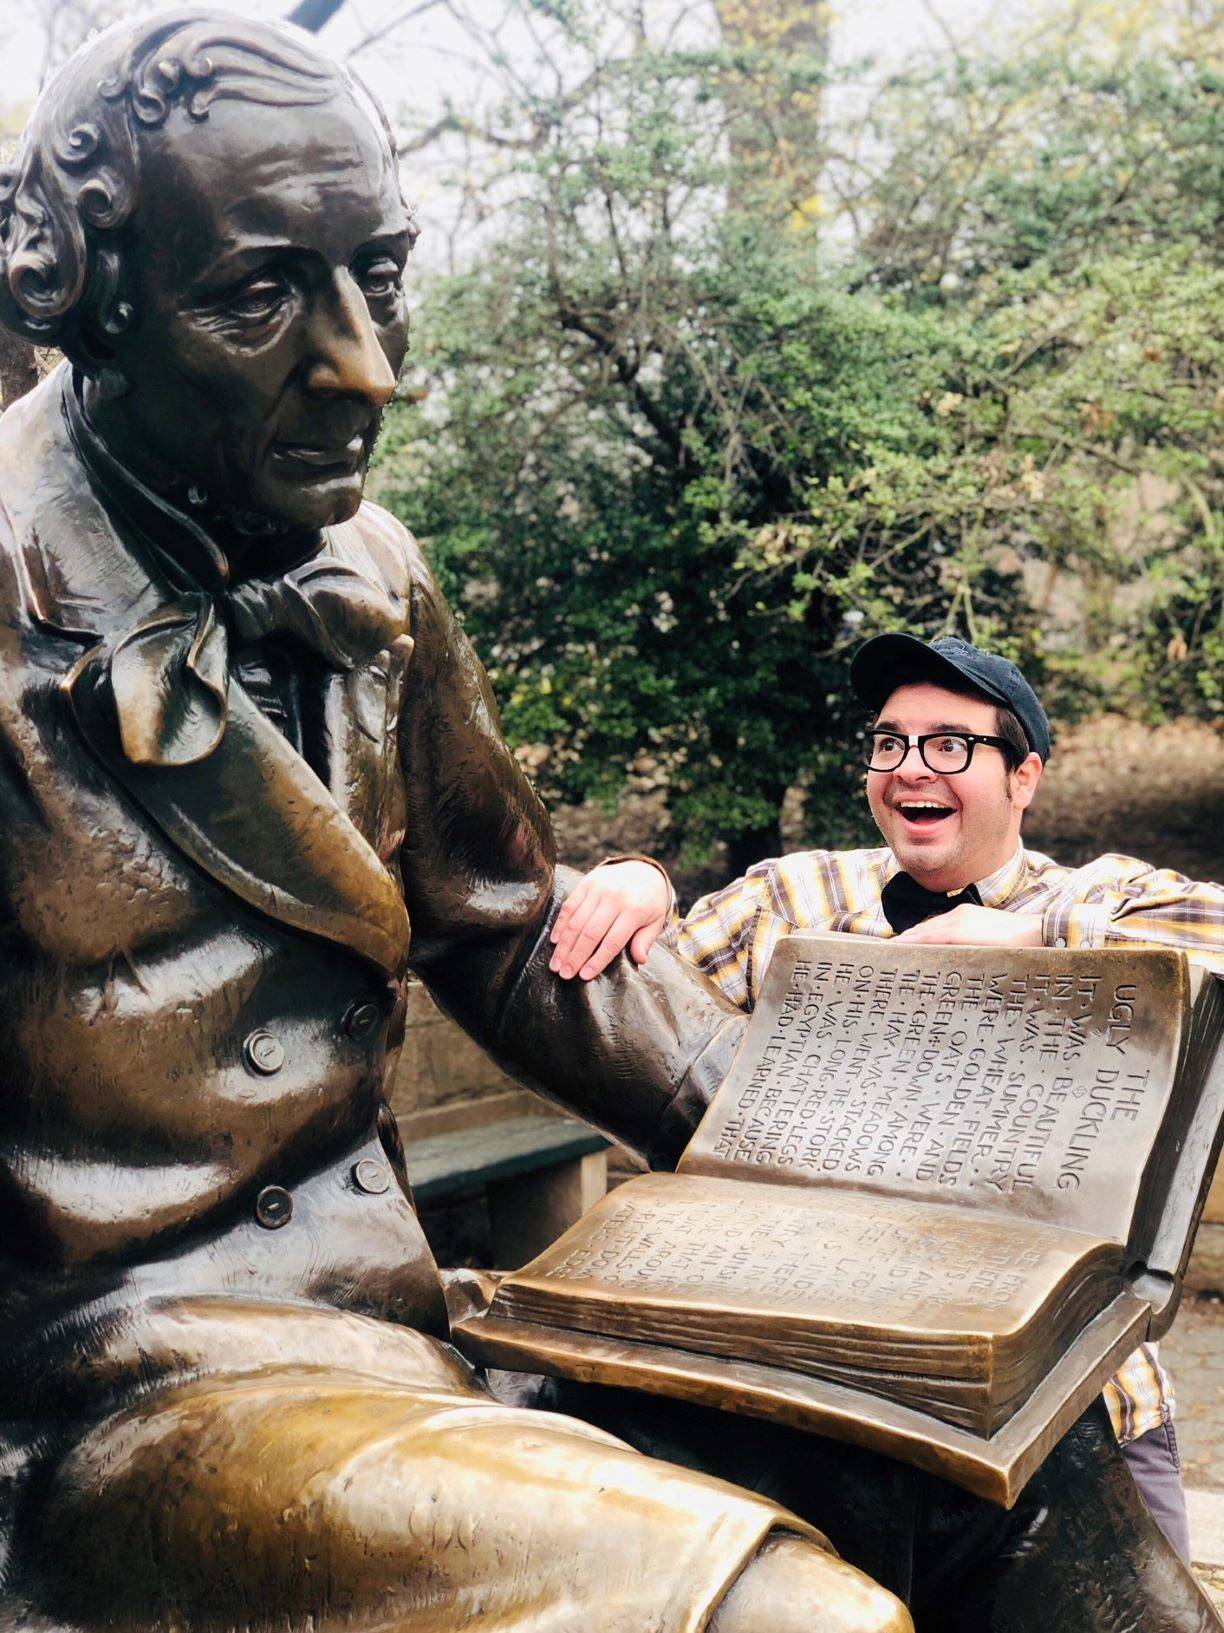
left=899, top=802, right=953, bottom=816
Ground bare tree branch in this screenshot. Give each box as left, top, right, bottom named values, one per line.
left=0, top=331, right=40, bottom=413
left=346, top=0, right=447, bottom=60
left=285, top=0, right=349, bottom=33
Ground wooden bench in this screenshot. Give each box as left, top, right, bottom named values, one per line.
left=407, top=1115, right=608, bottom=1269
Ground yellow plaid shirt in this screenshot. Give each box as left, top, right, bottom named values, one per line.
left=671, top=843, right=1224, bottom=1444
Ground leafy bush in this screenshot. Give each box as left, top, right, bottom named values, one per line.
left=377, top=11, right=1221, bottom=856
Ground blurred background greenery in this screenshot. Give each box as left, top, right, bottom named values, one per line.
left=371, top=0, right=1221, bottom=866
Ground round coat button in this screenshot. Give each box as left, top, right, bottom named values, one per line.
left=254, top=1184, right=293, bottom=1229
left=244, top=1029, right=285, bottom=1075
left=344, top=1001, right=381, bottom=1040
left=352, top=1158, right=391, bottom=1195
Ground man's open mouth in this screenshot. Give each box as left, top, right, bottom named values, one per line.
left=895, top=800, right=956, bottom=826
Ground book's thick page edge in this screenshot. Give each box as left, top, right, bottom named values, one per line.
left=453, top=1290, right=1149, bottom=1509
left=1127, top=954, right=1194, bottom=1262
left=494, top=1169, right=1122, bottom=1362
left=1135, top=973, right=1224, bottom=1328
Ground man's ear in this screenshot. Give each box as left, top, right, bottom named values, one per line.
left=1011, top=752, right=1044, bottom=813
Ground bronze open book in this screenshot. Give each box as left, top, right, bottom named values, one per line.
left=455, top=941, right=1224, bottom=1504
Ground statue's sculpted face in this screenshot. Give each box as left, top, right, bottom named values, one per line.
left=101, top=91, right=411, bottom=530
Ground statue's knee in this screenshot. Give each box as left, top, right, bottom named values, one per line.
left=711, top=1532, right=913, bottom=1633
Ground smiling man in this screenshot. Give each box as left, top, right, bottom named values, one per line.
left=858, top=637, right=1047, bottom=927
left=0, top=14, right=920, bottom=1633
left=556, top=633, right=1224, bottom=1611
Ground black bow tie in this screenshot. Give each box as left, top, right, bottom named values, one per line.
left=880, top=871, right=982, bottom=935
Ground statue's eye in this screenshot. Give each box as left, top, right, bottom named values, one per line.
left=225, top=278, right=289, bottom=321
left=357, top=257, right=403, bottom=300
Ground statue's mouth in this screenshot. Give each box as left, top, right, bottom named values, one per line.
left=271, top=437, right=366, bottom=473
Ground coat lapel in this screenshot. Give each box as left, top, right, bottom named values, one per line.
left=66, top=641, right=410, bottom=974
left=6, top=368, right=411, bottom=976
left=301, top=516, right=413, bottom=866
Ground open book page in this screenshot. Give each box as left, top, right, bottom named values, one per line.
left=492, top=1172, right=1124, bottom=1433
left=679, top=940, right=1190, bottom=1246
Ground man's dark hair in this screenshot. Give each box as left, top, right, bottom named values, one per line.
left=0, top=9, right=411, bottom=372
left=931, top=676, right=1031, bottom=770
left=992, top=706, right=1030, bottom=771
left=867, top=681, right=1032, bottom=772
left=933, top=679, right=1030, bottom=770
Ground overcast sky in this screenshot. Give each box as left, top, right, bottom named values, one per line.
left=0, top=0, right=1008, bottom=127
left=0, top=0, right=1019, bottom=268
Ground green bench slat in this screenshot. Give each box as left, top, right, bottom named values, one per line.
left=407, top=1115, right=608, bottom=1203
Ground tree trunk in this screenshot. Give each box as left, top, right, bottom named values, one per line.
left=725, top=814, right=784, bottom=880
left=0, top=329, right=39, bottom=411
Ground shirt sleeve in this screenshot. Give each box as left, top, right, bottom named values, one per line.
left=1041, top=855, right=1224, bottom=974
left=674, top=860, right=800, bottom=1013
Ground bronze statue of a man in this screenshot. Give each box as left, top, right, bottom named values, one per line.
left=0, top=12, right=908, bottom=1631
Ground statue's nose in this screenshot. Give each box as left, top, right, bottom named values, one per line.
left=303, top=273, right=397, bottom=407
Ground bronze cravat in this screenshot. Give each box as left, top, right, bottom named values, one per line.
left=108, top=563, right=409, bottom=768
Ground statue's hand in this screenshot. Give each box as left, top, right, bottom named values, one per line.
left=549, top=860, right=672, bottom=980
left=439, top=1266, right=504, bottom=1325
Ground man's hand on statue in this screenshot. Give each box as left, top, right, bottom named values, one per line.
left=894, top=905, right=1044, bottom=946
left=549, top=861, right=671, bottom=980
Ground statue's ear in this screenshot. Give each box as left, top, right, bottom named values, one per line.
left=65, top=242, right=136, bottom=391
left=61, top=329, right=130, bottom=399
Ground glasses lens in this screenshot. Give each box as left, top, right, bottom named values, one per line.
left=922, top=735, right=971, bottom=772
left=864, top=732, right=906, bottom=770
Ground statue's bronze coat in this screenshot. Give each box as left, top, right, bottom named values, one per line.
left=0, top=16, right=921, bottom=1631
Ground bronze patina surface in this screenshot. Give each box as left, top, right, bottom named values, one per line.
left=459, top=941, right=1224, bottom=1505
left=0, top=13, right=910, bottom=1632
left=0, top=11, right=1216, bottom=1633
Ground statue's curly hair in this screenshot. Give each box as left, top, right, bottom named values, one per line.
left=0, top=9, right=410, bottom=370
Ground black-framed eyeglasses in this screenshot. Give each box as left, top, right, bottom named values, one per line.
left=862, top=731, right=1016, bottom=775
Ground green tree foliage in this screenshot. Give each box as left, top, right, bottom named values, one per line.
left=841, top=37, right=1223, bottom=725
left=377, top=3, right=1222, bottom=856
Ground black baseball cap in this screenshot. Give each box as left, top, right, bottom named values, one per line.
left=849, top=634, right=1051, bottom=762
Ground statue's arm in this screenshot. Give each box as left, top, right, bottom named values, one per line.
left=394, top=533, right=744, bottom=1168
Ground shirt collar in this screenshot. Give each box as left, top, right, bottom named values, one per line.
left=974, top=843, right=1029, bottom=907
left=880, top=842, right=1029, bottom=907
